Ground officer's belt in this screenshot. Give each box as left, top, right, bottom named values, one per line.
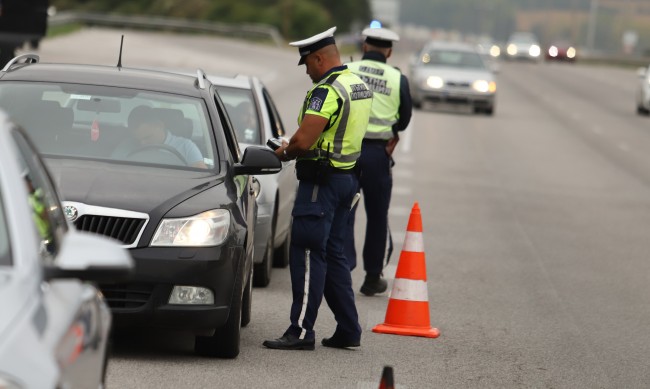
left=368, top=117, right=398, bottom=126
left=302, top=149, right=360, bottom=162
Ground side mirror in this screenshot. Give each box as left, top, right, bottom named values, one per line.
left=637, top=67, right=647, bottom=78
left=233, top=145, right=282, bottom=175
left=44, top=230, right=133, bottom=282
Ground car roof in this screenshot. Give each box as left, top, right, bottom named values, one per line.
left=423, top=41, right=479, bottom=53
left=0, top=61, right=207, bottom=97
left=208, top=74, right=255, bottom=90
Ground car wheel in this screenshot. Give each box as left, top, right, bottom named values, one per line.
left=194, top=265, right=244, bottom=358
left=241, top=266, right=253, bottom=327
left=254, top=236, right=273, bottom=287
left=273, top=218, right=291, bottom=268
left=637, top=105, right=649, bottom=115
left=484, top=106, right=495, bottom=116
left=413, top=100, right=422, bottom=110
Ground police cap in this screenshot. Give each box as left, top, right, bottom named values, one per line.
left=289, top=27, right=337, bottom=65
left=362, top=27, right=400, bottom=48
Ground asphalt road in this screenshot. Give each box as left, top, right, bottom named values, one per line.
left=28, top=28, right=650, bottom=388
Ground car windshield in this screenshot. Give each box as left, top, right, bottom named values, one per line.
left=0, top=82, right=216, bottom=170
left=216, top=86, right=261, bottom=145
left=422, top=50, right=486, bottom=69
left=0, top=187, right=10, bottom=267
left=509, top=33, right=537, bottom=44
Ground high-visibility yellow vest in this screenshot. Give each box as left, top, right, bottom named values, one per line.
left=347, top=60, right=401, bottom=140
left=298, top=67, right=372, bottom=169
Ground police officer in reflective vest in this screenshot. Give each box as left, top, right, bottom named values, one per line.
left=263, top=27, right=373, bottom=350
left=344, top=27, right=413, bottom=296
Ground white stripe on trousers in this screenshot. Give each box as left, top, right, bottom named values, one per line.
left=298, top=249, right=310, bottom=339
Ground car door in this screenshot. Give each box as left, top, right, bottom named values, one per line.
left=11, top=130, right=111, bottom=389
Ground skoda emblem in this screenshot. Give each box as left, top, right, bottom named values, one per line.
left=64, top=205, right=78, bottom=222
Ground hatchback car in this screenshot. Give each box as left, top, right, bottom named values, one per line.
left=0, top=54, right=282, bottom=358
left=505, top=32, right=542, bottom=62
left=636, top=64, right=650, bottom=115
left=211, top=74, right=297, bottom=287
left=0, top=112, right=133, bottom=389
left=409, top=41, right=497, bottom=115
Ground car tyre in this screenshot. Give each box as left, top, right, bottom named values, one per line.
left=637, top=105, right=649, bottom=115
left=273, top=218, right=291, bottom=268
left=484, top=106, right=495, bottom=116
left=194, top=265, right=244, bottom=358
left=253, top=235, right=273, bottom=287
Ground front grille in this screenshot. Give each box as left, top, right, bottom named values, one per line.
left=74, top=215, right=145, bottom=245
left=100, top=283, right=154, bottom=309
left=446, top=81, right=471, bottom=88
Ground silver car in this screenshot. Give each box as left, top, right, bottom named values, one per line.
left=505, top=32, right=542, bottom=62
left=410, top=41, right=497, bottom=115
left=636, top=64, right=650, bottom=115
left=211, top=74, right=297, bottom=287
left=0, top=112, right=133, bottom=389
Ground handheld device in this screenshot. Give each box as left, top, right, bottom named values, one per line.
left=266, top=137, right=283, bottom=150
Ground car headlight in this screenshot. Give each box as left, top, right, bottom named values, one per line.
left=507, top=44, right=517, bottom=56
left=529, top=45, right=541, bottom=57
left=567, top=47, right=576, bottom=58
left=426, top=76, right=444, bottom=89
left=548, top=46, right=558, bottom=57
left=151, top=209, right=230, bottom=247
left=490, top=45, right=500, bottom=57
left=472, top=80, right=496, bottom=93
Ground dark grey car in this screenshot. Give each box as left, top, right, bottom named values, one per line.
left=0, top=54, right=282, bottom=358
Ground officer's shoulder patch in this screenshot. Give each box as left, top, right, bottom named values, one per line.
left=308, top=87, right=329, bottom=112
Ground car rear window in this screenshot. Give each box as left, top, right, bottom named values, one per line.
left=0, top=82, right=217, bottom=170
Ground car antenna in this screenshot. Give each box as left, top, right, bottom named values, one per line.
left=117, top=35, right=124, bottom=69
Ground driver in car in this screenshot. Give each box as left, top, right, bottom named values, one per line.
left=113, top=105, right=207, bottom=168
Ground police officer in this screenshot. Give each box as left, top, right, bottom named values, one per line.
left=344, top=27, right=412, bottom=296
left=263, top=27, right=373, bottom=350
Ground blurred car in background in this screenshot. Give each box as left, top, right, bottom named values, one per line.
left=546, top=41, right=577, bottom=62
left=409, top=41, right=497, bottom=115
left=211, top=73, right=297, bottom=287
left=0, top=112, right=133, bottom=389
left=505, top=32, right=542, bottom=62
left=637, top=64, right=650, bottom=115
left=0, top=54, right=282, bottom=359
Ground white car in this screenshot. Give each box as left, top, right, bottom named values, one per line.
left=0, top=112, right=133, bottom=389
left=410, top=41, right=497, bottom=115
left=636, top=64, right=650, bottom=115
left=211, top=74, right=298, bottom=287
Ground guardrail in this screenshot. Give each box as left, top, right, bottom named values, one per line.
left=48, top=12, right=285, bottom=48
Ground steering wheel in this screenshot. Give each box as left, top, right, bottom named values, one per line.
left=126, top=144, right=188, bottom=166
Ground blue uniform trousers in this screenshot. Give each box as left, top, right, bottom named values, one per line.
left=344, top=141, right=393, bottom=274
left=284, top=173, right=362, bottom=342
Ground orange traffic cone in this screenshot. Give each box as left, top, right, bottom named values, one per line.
left=378, top=366, right=395, bottom=389
left=372, top=202, right=440, bottom=338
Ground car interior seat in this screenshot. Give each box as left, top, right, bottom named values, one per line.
left=154, top=108, right=193, bottom=138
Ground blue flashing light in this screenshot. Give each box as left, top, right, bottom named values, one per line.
left=369, top=20, right=382, bottom=29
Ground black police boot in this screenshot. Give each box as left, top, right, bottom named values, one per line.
left=263, top=334, right=315, bottom=350
left=360, top=273, right=387, bottom=296
left=322, top=335, right=361, bottom=349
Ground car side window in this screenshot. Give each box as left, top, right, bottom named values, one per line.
left=212, top=90, right=242, bottom=162
left=262, top=88, right=286, bottom=138
left=11, top=130, right=68, bottom=263
left=0, top=190, right=10, bottom=267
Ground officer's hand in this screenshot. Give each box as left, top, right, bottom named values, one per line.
left=385, top=136, right=399, bottom=156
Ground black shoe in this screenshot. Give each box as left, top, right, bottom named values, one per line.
left=263, top=334, right=315, bottom=350
left=360, top=274, right=387, bottom=296
left=321, top=335, right=361, bottom=349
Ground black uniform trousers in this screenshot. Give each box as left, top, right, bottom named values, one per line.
left=284, top=172, right=362, bottom=342
left=344, top=140, right=393, bottom=274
